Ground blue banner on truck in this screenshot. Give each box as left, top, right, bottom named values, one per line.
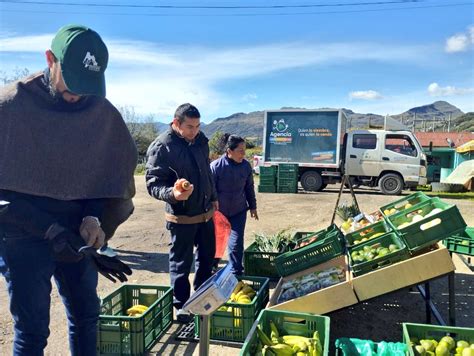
left=264, top=111, right=340, bottom=164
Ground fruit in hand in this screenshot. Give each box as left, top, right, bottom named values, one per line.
left=176, top=179, right=191, bottom=192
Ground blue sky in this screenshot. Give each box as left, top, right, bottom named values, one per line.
left=1, top=0, right=473, bottom=123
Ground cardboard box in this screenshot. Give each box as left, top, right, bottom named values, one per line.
left=267, top=255, right=358, bottom=314
left=352, top=244, right=455, bottom=301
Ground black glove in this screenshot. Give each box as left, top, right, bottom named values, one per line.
left=86, top=250, right=133, bottom=283
left=46, top=223, right=132, bottom=282
left=45, top=223, right=85, bottom=263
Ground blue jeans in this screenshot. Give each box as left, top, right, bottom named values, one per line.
left=226, top=210, right=247, bottom=275
left=167, top=219, right=216, bottom=309
left=0, top=227, right=100, bottom=356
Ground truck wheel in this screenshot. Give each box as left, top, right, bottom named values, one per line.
left=379, top=173, right=404, bottom=195
left=301, top=171, right=323, bottom=191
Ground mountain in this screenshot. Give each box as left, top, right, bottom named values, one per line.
left=453, top=112, right=474, bottom=132
left=200, top=101, right=466, bottom=143
left=154, top=121, right=206, bottom=133
left=391, top=101, right=464, bottom=129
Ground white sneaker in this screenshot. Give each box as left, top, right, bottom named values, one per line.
left=97, top=246, right=118, bottom=258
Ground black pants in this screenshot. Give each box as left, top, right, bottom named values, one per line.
left=167, top=220, right=216, bottom=309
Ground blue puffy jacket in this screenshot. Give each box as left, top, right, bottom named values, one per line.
left=210, top=155, right=257, bottom=218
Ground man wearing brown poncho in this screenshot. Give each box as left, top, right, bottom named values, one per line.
left=0, top=25, right=137, bottom=355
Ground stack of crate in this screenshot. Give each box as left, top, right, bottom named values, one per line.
left=277, top=164, right=298, bottom=193
left=257, top=166, right=277, bottom=193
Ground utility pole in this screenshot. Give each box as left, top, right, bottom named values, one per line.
left=448, top=114, right=451, bottom=132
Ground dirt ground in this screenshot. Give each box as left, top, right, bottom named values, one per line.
left=1, top=180, right=473, bottom=355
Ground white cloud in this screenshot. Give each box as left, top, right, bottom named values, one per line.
left=427, top=82, right=474, bottom=96
left=0, top=33, right=432, bottom=118
left=349, top=90, right=383, bottom=100
left=445, top=25, right=474, bottom=53
left=242, top=93, right=258, bottom=101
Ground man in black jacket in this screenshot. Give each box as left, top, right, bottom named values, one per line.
left=146, top=103, right=218, bottom=322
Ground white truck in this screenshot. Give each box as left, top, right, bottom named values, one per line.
left=262, top=109, right=428, bottom=195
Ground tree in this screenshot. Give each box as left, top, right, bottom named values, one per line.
left=118, top=105, right=159, bottom=160
left=209, top=131, right=224, bottom=157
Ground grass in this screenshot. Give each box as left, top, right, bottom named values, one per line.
left=424, top=191, right=474, bottom=201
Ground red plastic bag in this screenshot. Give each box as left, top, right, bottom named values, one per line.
left=214, top=211, right=231, bottom=258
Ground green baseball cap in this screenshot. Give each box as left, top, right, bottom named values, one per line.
left=51, top=24, right=108, bottom=97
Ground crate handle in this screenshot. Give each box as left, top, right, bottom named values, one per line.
left=420, top=218, right=441, bottom=231
left=373, top=259, right=392, bottom=269
left=283, top=316, right=308, bottom=325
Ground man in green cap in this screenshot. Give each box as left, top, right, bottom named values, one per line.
left=0, top=24, right=137, bottom=355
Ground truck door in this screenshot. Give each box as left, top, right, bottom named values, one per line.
left=345, top=133, right=380, bottom=177
left=382, top=133, right=421, bottom=183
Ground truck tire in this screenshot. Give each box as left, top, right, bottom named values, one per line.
left=301, top=171, right=324, bottom=191
left=378, top=173, right=404, bottom=195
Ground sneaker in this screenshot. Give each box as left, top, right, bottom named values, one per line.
left=97, top=246, right=118, bottom=258
left=176, top=309, right=193, bottom=324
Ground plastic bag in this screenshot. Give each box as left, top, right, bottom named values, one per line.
left=214, top=211, right=231, bottom=258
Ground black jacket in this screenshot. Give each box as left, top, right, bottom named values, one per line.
left=145, top=127, right=217, bottom=218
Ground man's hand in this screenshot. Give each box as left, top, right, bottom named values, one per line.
left=212, top=201, right=219, bottom=211
left=173, top=178, right=194, bottom=201
left=250, top=209, right=259, bottom=220
left=80, top=216, right=105, bottom=249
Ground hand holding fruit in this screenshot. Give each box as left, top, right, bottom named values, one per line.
left=173, top=178, right=194, bottom=201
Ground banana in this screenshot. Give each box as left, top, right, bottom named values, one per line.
left=126, top=305, right=148, bottom=316
left=291, top=341, right=308, bottom=352
left=269, top=343, right=294, bottom=356
left=281, top=335, right=312, bottom=347
left=230, top=281, right=244, bottom=301
left=241, top=285, right=255, bottom=294
left=246, top=291, right=256, bottom=299
left=256, top=325, right=273, bottom=347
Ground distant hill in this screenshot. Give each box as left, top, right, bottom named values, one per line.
left=158, top=101, right=467, bottom=142
left=453, top=112, right=474, bottom=132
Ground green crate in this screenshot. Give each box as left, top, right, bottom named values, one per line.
left=244, top=242, right=286, bottom=279
left=97, top=285, right=173, bottom=356
left=277, top=176, right=298, bottom=187
left=194, top=276, right=270, bottom=343
left=348, top=232, right=409, bottom=276
left=275, top=224, right=344, bottom=277
left=258, top=185, right=276, bottom=193
left=402, top=323, right=474, bottom=356
left=259, top=166, right=278, bottom=176
left=380, top=192, right=431, bottom=217
left=387, top=197, right=467, bottom=252
left=445, top=227, right=474, bottom=256
left=344, top=220, right=393, bottom=248
left=259, top=176, right=276, bottom=185
left=277, top=185, right=298, bottom=194
left=335, top=337, right=408, bottom=355
left=278, top=163, right=299, bottom=172
left=240, top=310, right=330, bottom=356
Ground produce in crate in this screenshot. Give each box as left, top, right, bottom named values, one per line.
left=217, top=280, right=257, bottom=310
left=340, top=211, right=383, bottom=235
left=256, top=321, right=323, bottom=356
left=396, top=207, right=445, bottom=230
left=351, top=229, right=385, bottom=246
left=350, top=243, right=400, bottom=263
left=277, top=266, right=345, bottom=304
left=383, top=203, right=413, bottom=216
left=409, top=335, right=474, bottom=356
left=253, top=229, right=297, bottom=253
left=294, top=235, right=319, bottom=250
left=126, top=304, right=149, bottom=316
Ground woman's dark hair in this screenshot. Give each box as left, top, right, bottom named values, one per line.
left=219, top=133, right=245, bottom=152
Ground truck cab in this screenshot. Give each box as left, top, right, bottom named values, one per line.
left=344, top=130, right=427, bottom=194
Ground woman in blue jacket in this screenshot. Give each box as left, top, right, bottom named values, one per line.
left=210, top=134, right=258, bottom=275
